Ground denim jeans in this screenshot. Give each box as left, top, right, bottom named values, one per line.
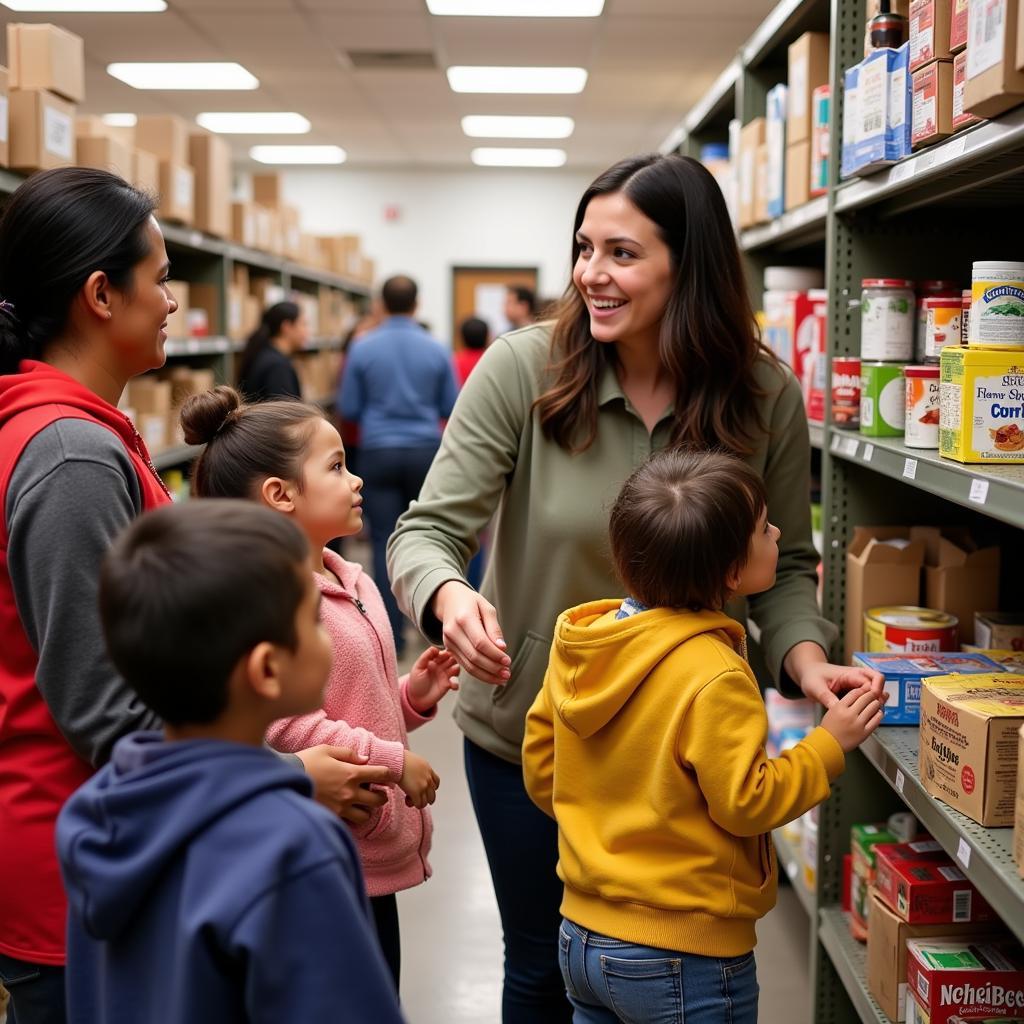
left=464, top=739, right=573, bottom=1023
left=557, top=920, right=759, bottom=1024
left=0, top=952, right=66, bottom=1024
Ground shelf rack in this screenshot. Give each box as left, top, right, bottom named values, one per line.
left=664, top=0, right=1024, bottom=1019
left=774, top=830, right=816, bottom=918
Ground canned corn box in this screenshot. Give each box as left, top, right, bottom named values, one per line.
left=940, top=346, right=1024, bottom=463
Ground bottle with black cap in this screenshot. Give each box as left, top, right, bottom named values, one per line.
left=869, top=0, right=907, bottom=48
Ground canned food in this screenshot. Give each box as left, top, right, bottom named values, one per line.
left=864, top=606, right=959, bottom=653
left=904, top=364, right=940, bottom=448
left=862, top=278, right=915, bottom=360
left=915, top=280, right=960, bottom=360
left=831, top=357, right=861, bottom=427
left=860, top=361, right=905, bottom=436
left=922, top=296, right=963, bottom=360
left=970, top=260, right=1024, bottom=346
left=960, top=288, right=972, bottom=345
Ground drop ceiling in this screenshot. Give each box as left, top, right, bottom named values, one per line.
left=0, top=0, right=775, bottom=168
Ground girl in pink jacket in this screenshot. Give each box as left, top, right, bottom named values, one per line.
left=180, top=385, right=459, bottom=988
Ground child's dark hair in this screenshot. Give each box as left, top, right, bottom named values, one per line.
left=0, top=167, right=157, bottom=373
left=100, top=501, right=310, bottom=724
left=608, top=448, right=768, bottom=611
left=182, top=385, right=325, bottom=498
left=460, top=316, right=488, bottom=351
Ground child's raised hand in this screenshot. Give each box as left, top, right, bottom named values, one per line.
left=407, top=646, right=461, bottom=713
left=399, top=750, right=440, bottom=808
left=821, top=687, right=884, bottom=753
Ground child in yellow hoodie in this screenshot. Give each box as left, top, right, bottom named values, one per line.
left=522, top=448, right=882, bottom=1024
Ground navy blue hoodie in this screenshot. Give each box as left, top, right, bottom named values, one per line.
left=57, top=733, right=405, bottom=1024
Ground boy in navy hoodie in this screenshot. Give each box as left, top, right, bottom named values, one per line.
left=56, top=500, right=405, bottom=1024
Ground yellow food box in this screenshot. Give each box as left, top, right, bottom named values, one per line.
left=961, top=648, right=1024, bottom=673
left=939, top=345, right=1024, bottom=462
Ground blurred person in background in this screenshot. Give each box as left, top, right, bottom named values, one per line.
left=454, top=315, right=489, bottom=387
left=237, top=301, right=309, bottom=402
left=504, top=285, right=537, bottom=331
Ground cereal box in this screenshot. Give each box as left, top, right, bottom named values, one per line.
left=940, top=346, right=1024, bottom=462
left=975, top=614, right=1024, bottom=652
left=906, top=938, right=1024, bottom=1024
left=961, top=651, right=1024, bottom=673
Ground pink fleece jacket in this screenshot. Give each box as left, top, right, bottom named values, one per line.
left=266, top=548, right=433, bottom=897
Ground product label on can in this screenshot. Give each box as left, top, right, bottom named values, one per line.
left=971, top=279, right=1024, bottom=346
left=906, top=375, right=941, bottom=448
left=832, top=358, right=861, bottom=427
left=926, top=304, right=963, bottom=359
left=861, top=363, right=906, bottom=436
left=862, top=289, right=915, bottom=360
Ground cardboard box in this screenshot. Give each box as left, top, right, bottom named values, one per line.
left=844, top=45, right=913, bottom=175
left=910, top=0, right=953, bottom=71
left=76, top=134, right=133, bottom=179
left=851, top=822, right=900, bottom=927
left=963, top=650, right=1024, bottom=672
left=8, top=88, right=74, bottom=172
left=845, top=527, right=926, bottom=662
left=164, top=281, right=189, bottom=339
left=753, top=142, right=770, bottom=224
left=784, top=140, right=811, bottom=210
left=126, top=377, right=171, bottom=453
left=953, top=48, right=985, bottom=128
left=281, top=205, right=302, bottom=261
left=912, top=59, right=955, bottom=147
left=738, top=118, right=766, bottom=229
left=231, top=202, right=257, bottom=249
left=157, top=161, right=194, bottom=225
left=0, top=68, right=10, bottom=169
left=950, top=0, right=968, bottom=52
left=766, top=84, right=787, bottom=219
left=187, top=282, right=222, bottom=337
left=1016, top=723, right=1024, bottom=872
left=867, top=894, right=992, bottom=1022
left=788, top=32, right=830, bottom=145
left=7, top=23, right=84, bottom=103
left=188, top=133, right=231, bottom=238
left=906, top=938, right=1024, bottom=1024
left=851, top=652, right=1006, bottom=724
left=135, top=114, right=190, bottom=166
left=976, top=613, right=1024, bottom=651
left=252, top=172, right=284, bottom=208
left=874, top=839, right=997, bottom=923
left=842, top=61, right=861, bottom=178
left=920, top=673, right=1024, bottom=825
left=75, top=114, right=133, bottom=149
left=164, top=366, right=215, bottom=445
left=964, top=0, right=1024, bottom=118
left=132, top=148, right=159, bottom=193
left=253, top=204, right=274, bottom=252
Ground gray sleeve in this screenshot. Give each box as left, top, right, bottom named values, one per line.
left=6, top=420, right=162, bottom=767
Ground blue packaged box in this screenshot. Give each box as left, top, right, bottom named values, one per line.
left=841, top=43, right=911, bottom=177
left=851, top=652, right=1006, bottom=724
left=766, top=83, right=788, bottom=219
left=841, top=62, right=860, bottom=179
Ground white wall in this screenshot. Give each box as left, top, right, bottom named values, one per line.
left=275, top=167, right=602, bottom=345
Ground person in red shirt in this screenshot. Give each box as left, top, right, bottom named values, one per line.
left=0, top=168, right=387, bottom=1024
left=453, top=316, right=490, bottom=387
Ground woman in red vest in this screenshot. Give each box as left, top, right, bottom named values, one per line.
left=0, top=168, right=386, bottom=1024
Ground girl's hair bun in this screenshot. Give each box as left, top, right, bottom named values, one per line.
left=180, top=385, right=242, bottom=446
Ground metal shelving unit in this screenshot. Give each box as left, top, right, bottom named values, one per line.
left=809, top=421, right=825, bottom=450
left=774, top=830, right=816, bottom=918
left=740, top=195, right=828, bottom=252
left=164, top=335, right=235, bottom=357
left=819, top=908, right=888, bottom=1024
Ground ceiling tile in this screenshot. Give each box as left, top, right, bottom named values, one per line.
left=311, top=13, right=434, bottom=51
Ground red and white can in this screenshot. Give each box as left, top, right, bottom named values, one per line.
left=831, top=357, right=861, bottom=427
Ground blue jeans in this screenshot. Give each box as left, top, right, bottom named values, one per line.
left=359, top=443, right=439, bottom=655
left=0, top=952, right=66, bottom=1024
left=558, top=920, right=759, bottom=1024
left=464, top=739, right=572, bottom=1023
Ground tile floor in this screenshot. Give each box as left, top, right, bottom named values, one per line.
left=395, top=638, right=813, bottom=1024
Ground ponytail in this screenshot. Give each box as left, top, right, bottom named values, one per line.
left=237, top=301, right=301, bottom=389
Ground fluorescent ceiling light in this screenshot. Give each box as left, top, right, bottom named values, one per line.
left=448, top=66, right=587, bottom=94
left=427, top=0, right=603, bottom=14
left=107, top=62, right=258, bottom=91
left=2, top=1, right=165, bottom=8
left=198, top=112, right=311, bottom=134
left=250, top=145, right=346, bottom=165
left=462, top=115, right=574, bottom=139
left=102, top=112, right=137, bottom=127
left=471, top=147, right=567, bottom=167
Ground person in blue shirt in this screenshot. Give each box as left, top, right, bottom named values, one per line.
left=339, top=275, right=457, bottom=656
left=56, top=500, right=404, bottom=1024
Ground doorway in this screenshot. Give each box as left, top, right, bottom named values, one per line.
left=451, top=266, right=538, bottom=350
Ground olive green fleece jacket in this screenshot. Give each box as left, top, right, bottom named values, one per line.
left=387, top=322, right=836, bottom=764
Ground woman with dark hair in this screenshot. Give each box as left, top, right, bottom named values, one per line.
left=0, top=168, right=386, bottom=1023
left=236, top=300, right=309, bottom=401
left=388, top=154, right=884, bottom=1022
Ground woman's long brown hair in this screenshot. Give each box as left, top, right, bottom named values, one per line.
left=535, top=154, right=780, bottom=454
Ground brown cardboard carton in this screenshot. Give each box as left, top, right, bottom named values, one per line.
left=164, top=281, right=190, bottom=339
left=867, top=893, right=992, bottom=1021
left=9, top=88, right=74, bottom=172
left=845, top=527, right=925, bottom=663
left=188, top=133, right=231, bottom=238
left=0, top=68, right=9, bottom=168
left=788, top=32, right=830, bottom=145
left=975, top=613, right=1024, bottom=650
left=912, top=60, right=955, bottom=148
left=231, top=202, right=258, bottom=249
left=187, top=282, right=222, bottom=337
left=784, top=140, right=811, bottom=210
left=919, top=673, right=1024, bottom=825
left=252, top=172, right=284, bottom=208
left=132, top=148, right=159, bottom=193
left=910, top=527, right=1000, bottom=645
left=253, top=205, right=274, bottom=252
left=953, top=49, right=985, bottom=128
left=135, top=114, right=190, bottom=166
left=76, top=135, right=133, bottom=179
left=7, top=23, right=84, bottom=103
left=157, top=161, right=194, bottom=226
left=164, top=367, right=215, bottom=445
left=738, top=118, right=766, bottom=229
left=75, top=114, right=134, bottom=148
left=1015, top=724, right=1024, bottom=873
left=910, top=0, right=953, bottom=71
left=964, top=0, right=1024, bottom=117
left=950, top=0, right=969, bottom=52
left=281, top=206, right=302, bottom=260
left=126, top=377, right=171, bottom=453
left=753, top=142, right=770, bottom=224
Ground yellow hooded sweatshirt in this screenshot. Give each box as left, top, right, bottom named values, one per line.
left=522, top=600, right=845, bottom=958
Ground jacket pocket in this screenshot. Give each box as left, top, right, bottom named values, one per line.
left=490, top=630, right=552, bottom=747
left=758, top=832, right=776, bottom=893
left=352, top=784, right=395, bottom=842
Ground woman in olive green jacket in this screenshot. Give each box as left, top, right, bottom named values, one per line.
left=388, top=153, right=882, bottom=1023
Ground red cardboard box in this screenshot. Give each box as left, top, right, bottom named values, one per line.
left=874, top=840, right=997, bottom=924
left=906, top=938, right=1024, bottom=1024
